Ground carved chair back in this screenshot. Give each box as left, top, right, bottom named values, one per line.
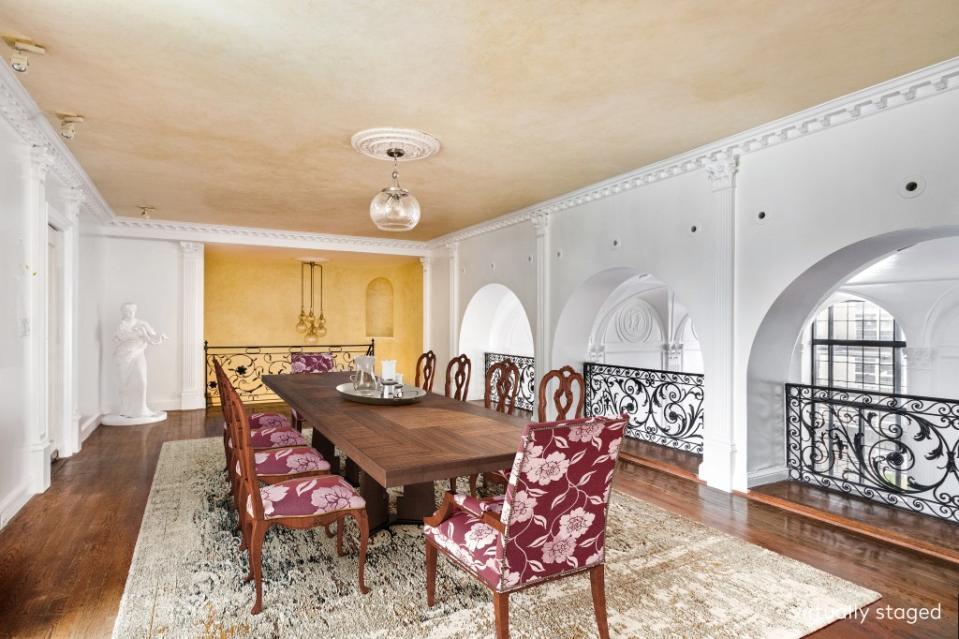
left=537, top=365, right=585, bottom=422
left=484, top=359, right=520, bottom=415
left=415, top=350, right=437, bottom=392
left=444, top=354, right=472, bottom=401
left=290, top=352, right=335, bottom=374
left=496, top=415, right=627, bottom=591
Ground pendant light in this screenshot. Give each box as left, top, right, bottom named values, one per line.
left=315, top=264, right=327, bottom=338
left=295, top=260, right=329, bottom=344
left=304, top=262, right=319, bottom=344
left=369, top=148, right=421, bottom=232
left=295, top=262, right=308, bottom=333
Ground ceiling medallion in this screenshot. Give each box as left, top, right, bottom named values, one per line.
left=353, top=128, right=440, bottom=232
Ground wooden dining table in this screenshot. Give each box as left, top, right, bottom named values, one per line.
left=262, top=372, right=528, bottom=530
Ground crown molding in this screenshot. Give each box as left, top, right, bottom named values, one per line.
left=429, top=56, right=959, bottom=247
left=0, top=63, right=114, bottom=224
left=89, top=217, right=432, bottom=256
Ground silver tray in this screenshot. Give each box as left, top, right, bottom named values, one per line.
left=335, top=382, right=426, bottom=406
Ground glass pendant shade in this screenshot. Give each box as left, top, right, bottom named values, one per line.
left=370, top=171, right=420, bottom=232
left=315, top=313, right=327, bottom=338
left=295, top=309, right=308, bottom=333
left=304, top=326, right=319, bottom=344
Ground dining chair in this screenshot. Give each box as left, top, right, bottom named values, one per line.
left=444, top=354, right=472, bottom=401
left=482, top=365, right=587, bottom=493
left=225, top=389, right=371, bottom=614
left=214, top=358, right=308, bottom=470
left=468, top=359, right=521, bottom=494
left=484, top=359, right=520, bottom=415
left=444, top=354, right=472, bottom=490
left=415, top=350, right=437, bottom=392
left=289, top=351, right=336, bottom=430
left=424, top=415, right=628, bottom=639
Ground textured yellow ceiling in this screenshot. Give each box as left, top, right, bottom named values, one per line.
left=2, top=1, right=958, bottom=239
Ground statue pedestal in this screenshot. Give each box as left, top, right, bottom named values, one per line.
left=101, top=411, right=168, bottom=427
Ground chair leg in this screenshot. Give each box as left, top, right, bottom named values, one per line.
left=493, top=591, right=510, bottom=639
left=355, top=509, right=371, bottom=595
left=590, top=564, right=609, bottom=639
left=335, top=517, right=345, bottom=557
left=468, top=474, right=478, bottom=497
left=425, top=540, right=437, bottom=607
left=448, top=477, right=457, bottom=492
left=249, top=521, right=268, bottom=615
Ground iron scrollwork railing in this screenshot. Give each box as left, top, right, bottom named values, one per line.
left=584, top=362, right=704, bottom=454
left=205, top=341, right=374, bottom=406
left=785, top=383, right=959, bottom=523
left=484, top=352, right=535, bottom=413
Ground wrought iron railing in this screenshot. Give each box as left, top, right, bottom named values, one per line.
left=484, top=352, right=535, bottom=413
left=205, top=341, right=374, bottom=406
left=785, top=383, right=959, bottom=523
left=584, top=362, right=704, bottom=454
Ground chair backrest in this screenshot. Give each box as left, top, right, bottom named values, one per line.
left=484, top=359, right=520, bottom=415
left=415, top=350, right=437, bottom=392
left=444, top=354, right=472, bottom=401
left=536, top=365, right=585, bottom=422
left=215, top=358, right=265, bottom=520
left=497, top=415, right=627, bottom=591
left=291, top=352, right=335, bottom=374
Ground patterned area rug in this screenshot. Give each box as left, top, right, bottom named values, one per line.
left=113, top=438, right=879, bottom=638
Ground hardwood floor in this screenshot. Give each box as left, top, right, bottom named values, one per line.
left=0, top=408, right=956, bottom=638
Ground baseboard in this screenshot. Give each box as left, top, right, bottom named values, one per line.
left=150, top=397, right=184, bottom=411
left=0, top=481, right=32, bottom=530
left=180, top=391, right=206, bottom=411
left=747, top=464, right=789, bottom=487
left=80, top=414, right=101, bottom=443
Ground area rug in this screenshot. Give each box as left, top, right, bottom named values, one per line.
left=112, top=437, right=879, bottom=638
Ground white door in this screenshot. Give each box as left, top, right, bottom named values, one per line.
left=47, top=225, right=63, bottom=460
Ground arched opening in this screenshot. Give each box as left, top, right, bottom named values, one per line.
left=553, top=268, right=704, bottom=454
left=747, top=228, right=959, bottom=523
left=459, top=283, right=534, bottom=403
left=365, top=277, right=394, bottom=337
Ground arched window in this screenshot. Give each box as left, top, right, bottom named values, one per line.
left=810, top=298, right=905, bottom=393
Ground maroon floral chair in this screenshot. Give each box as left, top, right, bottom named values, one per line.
left=289, top=352, right=336, bottom=431
left=424, top=415, right=627, bottom=639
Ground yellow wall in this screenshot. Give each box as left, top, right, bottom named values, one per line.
left=205, top=251, right=423, bottom=380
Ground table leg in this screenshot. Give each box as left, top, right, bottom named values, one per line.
left=395, top=482, right=437, bottom=524
left=344, top=458, right=361, bottom=486
left=310, top=430, right=339, bottom=475
left=359, top=472, right=390, bottom=532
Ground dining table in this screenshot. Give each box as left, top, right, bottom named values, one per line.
left=262, top=372, right=528, bottom=531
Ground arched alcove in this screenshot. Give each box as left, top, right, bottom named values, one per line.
left=365, top=277, right=394, bottom=337
left=746, top=226, right=959, bottom=485
left=553, top=267, right=705, bottom=453
left=459, top=283, right=534, bottom=400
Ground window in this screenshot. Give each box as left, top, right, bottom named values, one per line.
left=810, top=299, right=905, bottom=393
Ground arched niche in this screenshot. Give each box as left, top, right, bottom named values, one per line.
left=746, top=225, right=959, bottom=484
left=459, top=283, right=534, bottom=400
left=553, top=268, right=702, bottom=374
left=365, top=277, right=394, bottom=337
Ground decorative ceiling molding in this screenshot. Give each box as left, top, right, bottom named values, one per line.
left=351, top=128, right=441, bottom=161
left=89, top=217, right=432, bottom=257
left=429, top=56, right=959, bottom=248
left=0, top=63, right=113, bottom=223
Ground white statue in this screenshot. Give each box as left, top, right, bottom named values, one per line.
left=101, top=303, right=169, bottom=426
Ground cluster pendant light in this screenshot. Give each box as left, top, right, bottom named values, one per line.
left=296, top=261, right=327, bottom=344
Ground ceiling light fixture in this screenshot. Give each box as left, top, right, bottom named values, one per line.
left=296, top=259, right=328, bottom=343
left=137, top=205, right=155, bottom=218
left=57, top=112, right=84, bottom=140
left=3, top=36, right=45, bottom=73
left=351, top=128, right=440, bottom=233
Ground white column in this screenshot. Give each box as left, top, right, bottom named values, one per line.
left=59, top=187, right=83, bottom=456
left=447, top=242, right=460, bottom=356
left=532, top=212, right=552, bottom=382
left=24, top=145, right=55, bottom=493
left=420, top=256, right=431, bottom=352
left=179, top=241, right=205, bottom=409
left=903, top=347, right=936, bottom=395
left=699, top=154, right=738, bottom=491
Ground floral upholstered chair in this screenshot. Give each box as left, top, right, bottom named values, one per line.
left=224, top=387, right=370, bottom=614
left=424, top=415, right=627, bottom=639
left=289, top=352, right=336, bottom=430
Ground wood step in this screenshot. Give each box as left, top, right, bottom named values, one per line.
left=739, top=488, right=959, bottom=567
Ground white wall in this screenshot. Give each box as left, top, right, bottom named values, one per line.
left=428, top=60, right=959, bottom=492
left=77, top=236, right=204, bottom=414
